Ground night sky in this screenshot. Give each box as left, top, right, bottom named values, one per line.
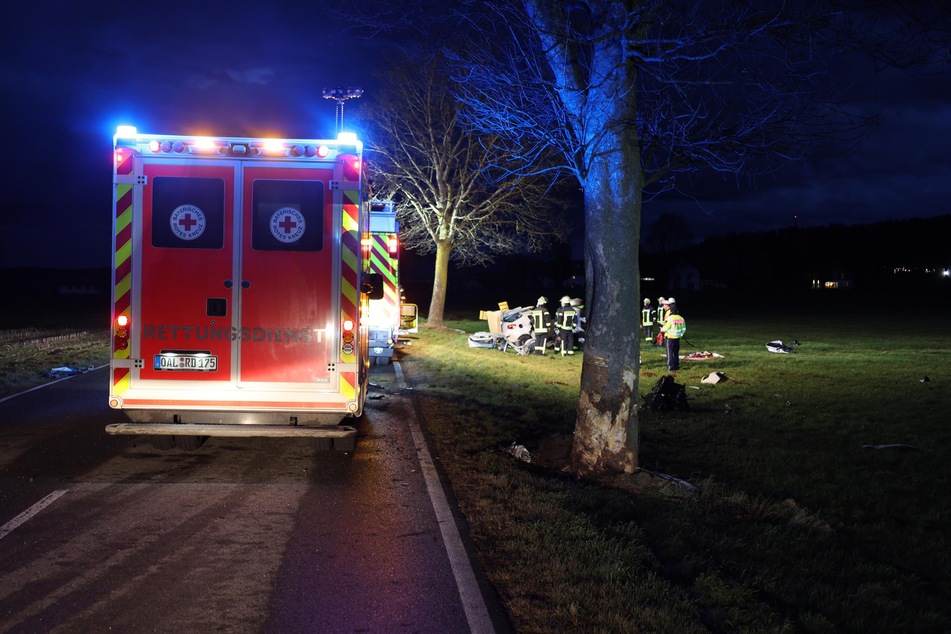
left=2, top=2, right=949, bottom=269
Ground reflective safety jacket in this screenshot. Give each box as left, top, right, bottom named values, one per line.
left=530, top=307, right=552, bottom=332
left=555, top=306, right=578, bottom=330
left=641, top=307, right=655, bottom=326
left=661, top=313, right=686, bottom=339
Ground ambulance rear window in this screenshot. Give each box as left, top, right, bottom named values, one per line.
left=151, top=176, right=225, bottom=250
left=252, top=180, right=323, bottom=252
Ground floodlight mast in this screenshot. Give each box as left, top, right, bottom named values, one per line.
left=322, top=87, right=364, bottom=134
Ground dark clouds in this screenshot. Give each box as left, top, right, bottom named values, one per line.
left=1, top=2, right=384, bottom=268
left=1, top=3, right=949, bottom=267
left=644, top=57, right=951, bottom=241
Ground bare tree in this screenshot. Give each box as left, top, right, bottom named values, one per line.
left=362, top=58, right=567, bottom=328
left=350, top=0, right=949, bottom=475
left=439, top=0, right=950, bottom=476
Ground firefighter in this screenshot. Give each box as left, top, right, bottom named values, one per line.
left=555, top=295, right=578, bottom=355
left=660, top=298, right=686, bottom=370
left=570, top=297, right=586, bottom=349
left=655, top=297, right=669, bottom=346
left=529, top=296, right=553, bottom=354
left=641, top=298, right=655, bottom=342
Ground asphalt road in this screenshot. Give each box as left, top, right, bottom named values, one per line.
left=0, top=366, right=505, bottom=633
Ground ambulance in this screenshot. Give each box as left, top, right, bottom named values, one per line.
left=105, top=126, right=377, bottom=450
left=365, top=200, right=416, bottom=364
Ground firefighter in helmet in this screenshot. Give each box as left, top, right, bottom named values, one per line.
left=555, top=295, right=578, bottom=355
left=529, top=296, right=553, bottom=354
left=641, top=298, right=655, bottom=342
left=570, top=297, right=586, bottom=349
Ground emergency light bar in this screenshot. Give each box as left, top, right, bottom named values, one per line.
left=114, top=126, right=359, bottom=160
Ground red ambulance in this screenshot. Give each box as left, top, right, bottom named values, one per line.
left=106, top=126, right=376, bottom=450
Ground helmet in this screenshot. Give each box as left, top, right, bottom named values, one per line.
left=570, top=298, right=582, bottom=307
left=537, top=296, right=548, bottom=306
left=643, top=299, right=650, bottom=306
left=666, top=296, right=676, bottom=304
left=560, top=295, right=571, bottom=305
left=658, top=297, right=666, bottom=303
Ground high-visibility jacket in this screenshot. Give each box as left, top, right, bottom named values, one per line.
left=661, top=313, right=686, bottom=338
left=555, top=306, right=577, bottom=330
left=641, top=307, right=654, bottom=327
left=530, top=307, right=551, bottom=332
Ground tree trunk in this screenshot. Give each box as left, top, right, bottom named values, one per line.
left=569, top=132, right=643, bottom=476
left=426, top=241, right=451, bottom=328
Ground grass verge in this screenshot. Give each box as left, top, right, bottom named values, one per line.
left=0, top=328, right=110, bottom=398
left=397, top=308, right=950, bottom=632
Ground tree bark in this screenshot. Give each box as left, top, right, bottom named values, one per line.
left=426, top=241, right=451, bottom=328
left=570, top=138, right=643, bottom=475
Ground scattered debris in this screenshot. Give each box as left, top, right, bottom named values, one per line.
left=688, top=385, right=701, bottom=390
left=683, top=351, right=725, bottom=360
left=766, top=340, right=799, bottom=354
left=861, top=443, right=919, bottom=451
left=701, top=372, right=728, bottom=385
left=640, top=468, right=697, bottom=492
left=368, top=393, right=385, bottom=400
left=507, top=442, right=532, bottom=463
left=643, top=375, right=689, bottom=411
left=920, top=376, right=930, bottom=383
left=47, top=366, right=88, bottom=379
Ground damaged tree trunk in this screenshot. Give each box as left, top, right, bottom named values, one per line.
left=570, top=125, right=643, bottom=476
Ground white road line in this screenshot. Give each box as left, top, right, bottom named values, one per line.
left=0, top=490, right=69, bottom=540
left=393, top=362, right=496, bottom=634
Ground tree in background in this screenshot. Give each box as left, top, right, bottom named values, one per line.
left=362, top=58, right=567, bottom=328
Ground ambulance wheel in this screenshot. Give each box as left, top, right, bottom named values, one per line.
left=334, top=435, right=357, bottom=452
left=147, top=435, right=176, bottom=450
left=313, top=436, right=357, bottom=452
left=174, top=435, right=207, bottom=450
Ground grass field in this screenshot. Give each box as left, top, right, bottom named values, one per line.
left=2, top=291, right=949, bottom=631
left=397, top=292, right=951, bottom=632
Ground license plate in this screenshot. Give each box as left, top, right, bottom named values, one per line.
left=154, top=354, right=218, bottom=371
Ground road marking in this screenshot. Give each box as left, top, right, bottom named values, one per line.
left=393, top=361, right=496, bottom=634
left=0, top=490, right=69, bottom=540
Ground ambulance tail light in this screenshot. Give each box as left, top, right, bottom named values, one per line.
left=341, top=318, right=356, bottom=354
left=114, top=314, right=130, bottom=351
left=387, top=236, right=398, bottom=255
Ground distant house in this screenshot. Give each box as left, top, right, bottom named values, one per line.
left=667, top=261, right=701, bottom=291
left=812, top=271, right=854, bottom=290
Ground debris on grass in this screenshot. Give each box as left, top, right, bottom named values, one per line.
left=507, top=442, right=531, bottom=463
left=701, top=372, right=728, bottom=384
left=860, top=443, right=919, bottom=451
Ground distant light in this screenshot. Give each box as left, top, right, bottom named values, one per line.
left=943, top=269, right=949, bottom=277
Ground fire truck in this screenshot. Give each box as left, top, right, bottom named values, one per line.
left=105, top=126, right=378, bottom=450
left=365, top=200, right=414, bottom=365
